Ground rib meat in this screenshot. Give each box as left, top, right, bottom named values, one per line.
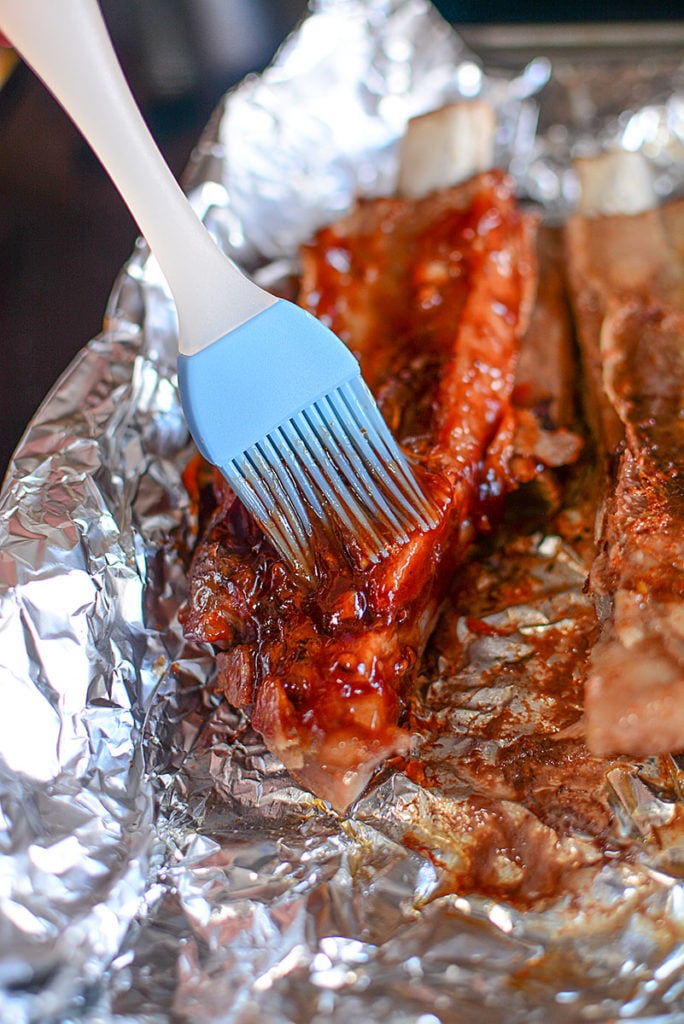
left=181, top=171, right=546, bottom=810
left=581, top=302, right=684, bottom=755
left=565, top=197, right=684, bottom=460
left=565, top=197, right=684, bottom=756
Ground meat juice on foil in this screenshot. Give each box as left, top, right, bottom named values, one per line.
left=1, top=1, right=684, bottom=1021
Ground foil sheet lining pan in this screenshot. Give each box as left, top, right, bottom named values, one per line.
left=1, top=1, right=684, bottom=1020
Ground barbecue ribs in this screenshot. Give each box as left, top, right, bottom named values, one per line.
left=566, top=193, right=684, bottom=756
left=181, top=170, right=580, bottom=809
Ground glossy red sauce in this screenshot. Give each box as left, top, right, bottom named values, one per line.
left=181, top=172, right=545, bottom=810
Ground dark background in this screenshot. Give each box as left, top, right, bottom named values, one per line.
left=0, top=0, right=681, bottom=480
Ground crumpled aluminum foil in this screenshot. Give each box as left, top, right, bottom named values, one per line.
left=1, top=1, right=684, bottom=1021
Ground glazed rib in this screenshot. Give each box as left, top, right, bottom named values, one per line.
left=182, top=171, right=544, bottom=810
left=565, top=185, right=684, bottom=756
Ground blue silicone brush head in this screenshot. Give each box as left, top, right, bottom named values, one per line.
left=178, top=299, right=438, bottom=576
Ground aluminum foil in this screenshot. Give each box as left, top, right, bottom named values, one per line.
left=1, top=2, right=684, bottom=1021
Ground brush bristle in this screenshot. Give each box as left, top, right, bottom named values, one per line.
left=222, top=377, right=439, bottom=577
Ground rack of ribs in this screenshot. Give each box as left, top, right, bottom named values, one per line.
left=565, top=153, right=684, bottom=757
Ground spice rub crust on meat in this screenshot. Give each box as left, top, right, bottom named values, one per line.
left=181, top=170, right=580, bottom=811
left=565, top=192, right=684, bottom=757
left=581, top=302, right=684, bottom=755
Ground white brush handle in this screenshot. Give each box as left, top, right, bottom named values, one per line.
left=0, top=0, right=275, bottom=355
